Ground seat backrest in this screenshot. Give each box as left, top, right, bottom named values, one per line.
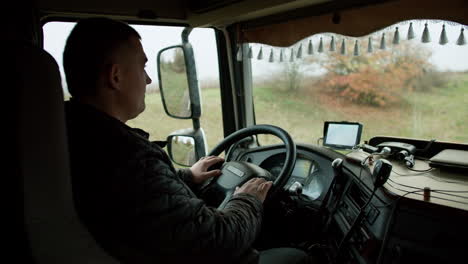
left=13, top=42, right=119, bottom=264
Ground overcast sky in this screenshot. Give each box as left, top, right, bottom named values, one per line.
left=43, top=22, right=219, bottom=91
left=44, top=20, right=468, bottom=90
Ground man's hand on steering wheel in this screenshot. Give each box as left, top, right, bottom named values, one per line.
left=190, top=156, right=224, bottom=184
left=200, top=125, right=296, bottom=209
left=234, top=178, right=273, bottom=203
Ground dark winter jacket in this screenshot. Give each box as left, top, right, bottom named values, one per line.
left=65, top=99, right=263, bottom=264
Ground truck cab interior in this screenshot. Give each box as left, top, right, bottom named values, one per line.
left=10, top=0, right=468, bottom=263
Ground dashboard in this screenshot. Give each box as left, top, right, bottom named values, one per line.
left=236, top=144, right=336, bottom=201
left=228, top=139, right=468, bottom=264
left=260, top=155, right=321, bottom=198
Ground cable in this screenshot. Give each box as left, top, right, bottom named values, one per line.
left=389, top=173, right=468, bottom=192
left=354, top=164, right=393, bottom=207
left=376, top=188, right=425, bottom=264
left=360, top=155, right=371, bottom=166
left=407, top=167, right=434, bottom=172
left=384, top=181, right=468, bottom=206
left=387, top=178, right=468, bottom=194
left=426, top=176, right=468, bottom=185
left=397, top=189, right=426, bottom=200
left=351, top=144, right=362, bottom=150
left=375, top=181, right=468, bottom=209
left=392, top=168, right=434, bottom=176
left=317, top=137, right=323, bottom=146
left=333, top=188, right=377, bottom=263
left=359, top=146, right=392, bottom=167
left=354, top=156, right=468, bottom=208
left=432, top=190, right=468, bottom=199
left=433, top=190, right=468, bottom=193
left=333, top=168, right=466, bottom=262
left=387, top=178, right=420, bottom=190
left=391, top=167, right=468, bottom=185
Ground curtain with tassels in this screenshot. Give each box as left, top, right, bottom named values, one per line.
left=236, top=20, right=467, bottom=63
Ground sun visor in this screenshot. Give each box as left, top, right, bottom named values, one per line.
left=238, top=0, right=468, bottom=47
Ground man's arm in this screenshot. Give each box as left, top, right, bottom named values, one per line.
left=133, top=155, right=263, bottom=261
left=176, top=167, right=197, bottom=188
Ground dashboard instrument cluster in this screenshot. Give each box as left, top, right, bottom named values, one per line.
left=238, top=147, right=335, bottom=201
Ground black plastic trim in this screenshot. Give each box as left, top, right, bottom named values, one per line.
left=368, top=136, right=468, bottom=159
left=40, top=16, right=189, bottom=28
left=240, top=0, right=390, bottom=30
left=215, top=28, right=238, bottom=137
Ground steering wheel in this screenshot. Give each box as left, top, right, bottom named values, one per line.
left=204, top=124, right=297, bottom=209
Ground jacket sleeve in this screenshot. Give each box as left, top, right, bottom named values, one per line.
left=176, top=167, right=197, bottom=188
left=132, top=155, right=264, bottom=261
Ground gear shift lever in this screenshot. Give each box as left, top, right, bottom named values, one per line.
left=331, top=158, right=345, bottom=193
left=329, top=158, right=345, bottom=204
left=322, top=158, right=346, bottom=229
left=332, top=158, right=344, bottom=177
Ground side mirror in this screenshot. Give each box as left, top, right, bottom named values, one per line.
left=157, top=44, right=201, bottom=119
left=167, top=128, right=207, bottom=167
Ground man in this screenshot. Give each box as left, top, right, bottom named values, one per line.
left=64, top=17, right=309, bottom=264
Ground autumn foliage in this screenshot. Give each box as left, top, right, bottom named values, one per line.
left=317, top=41, right=433, bottom=106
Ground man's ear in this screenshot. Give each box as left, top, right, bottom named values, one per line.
left=107, top=63, right=122, bottom=90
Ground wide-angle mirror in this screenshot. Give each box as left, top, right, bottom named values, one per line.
left=167, top=135, right=197, bottom=166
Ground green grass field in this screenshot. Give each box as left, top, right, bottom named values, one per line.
left=127, top=87, right=225, bottom=151
left=128, top=72, right=468, bottom=156
left=254, top=73, right=468, bottom=145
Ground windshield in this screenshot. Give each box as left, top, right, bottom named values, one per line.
left=249, top=20, right=468, bottom=146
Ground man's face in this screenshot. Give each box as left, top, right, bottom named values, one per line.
left=116, top=36, right=152, bottom=121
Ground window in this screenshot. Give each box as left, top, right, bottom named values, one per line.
left=249, top=20, right=468, bottom=146
left=43, top=21, right=223, bottom=153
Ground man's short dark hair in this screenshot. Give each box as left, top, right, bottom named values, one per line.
left=63, top=17, right=140, bottom=97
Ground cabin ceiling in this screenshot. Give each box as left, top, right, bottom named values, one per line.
left=36, top=0, right=468, bottom=47
left=36, top=0, right=332, bottom=26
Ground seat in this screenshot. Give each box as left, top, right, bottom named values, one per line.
left=12, top=42, right=119, bottom=264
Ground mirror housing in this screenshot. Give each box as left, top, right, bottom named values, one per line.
left=167, top=128, right=207, bottom=167
left=157, top=43, right=201, bottom=119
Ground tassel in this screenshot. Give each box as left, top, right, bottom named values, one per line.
left=439, top=25, right=448, bottom=45
left=457, top=28, right=466, bottom=45
left=318, top=37, right=324, bottom=53
left=393, top=27, right=400, bottom=45
left=236, top=44, right=243, bottom=61
left=290, top=48, right=294, bottom=62
left=268, top=48, right=274, bottom=63
left=422, top=23, right=431, bottom=43
left=297, top=43, right=303, bottom=59
left=308, top=39, right=314, bottom=55
left=279, top=49, right=284, bottom=62
left=257, top=46, right=263, bottom=60
left=380, top=33, right=386, bottom=50
left=248, top=46, right=253, bottom=59
left=407, top=22, right=415, bottom=40
left=367, top=37, right=373, bottom=53
left=354, top=40, right=360, bottom=56
left=340, top=39, right=346, bottom=55
left=329, top=36, right=336, bottom=52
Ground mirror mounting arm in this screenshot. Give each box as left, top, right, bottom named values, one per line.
left=192, top=118, right=200, bottom=130
left=182, top=27, right=193, bottom=44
